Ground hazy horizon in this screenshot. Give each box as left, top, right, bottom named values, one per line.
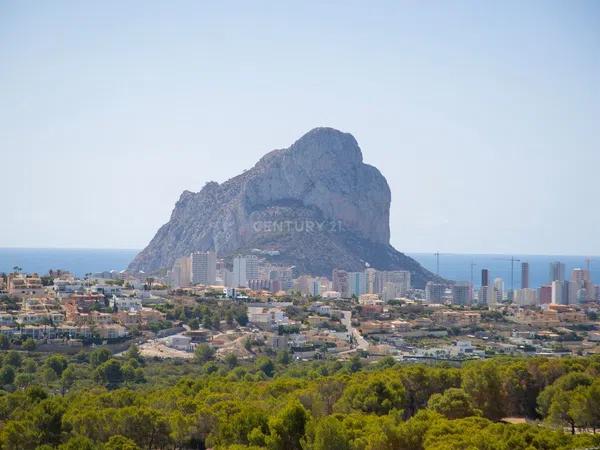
left=2, top=1, right=599, bottom=254
left=1, top=247, right=599, bottom=260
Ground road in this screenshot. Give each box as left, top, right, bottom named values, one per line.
left=341, top=310, right=369, bottom=351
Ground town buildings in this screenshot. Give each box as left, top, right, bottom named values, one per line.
left=550, top=261, right=566, bottom=283
left=232, top=255, right=259, bottom=288
left=521, top=262, right=529, bottom=289
left=191, top=251, right=217, bottom=285
left=425, top=282, right=445, bottom=303
left=452, top=283, right=472, bottom=305
left=170, top=256, right=192, bottom=288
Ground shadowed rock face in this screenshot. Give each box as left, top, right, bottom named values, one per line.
left=128, top=127, right=439, bottom=287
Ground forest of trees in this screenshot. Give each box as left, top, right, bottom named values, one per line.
left=0, top=348, right=599, bottom=450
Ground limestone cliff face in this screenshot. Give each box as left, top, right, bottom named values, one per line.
left=128, top=127, right=438, bottom=287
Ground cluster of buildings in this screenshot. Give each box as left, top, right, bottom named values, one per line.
left=331, top=268, right=411, bottom=300
left=425, top=261, right=599, bottom=308
left=0, top=272, right=166, bottom=343
left=170, top=251, right=412, bottom=301
left=3, top=254, right=598, bottom=362
left=171, top=252, right=290, bottom=291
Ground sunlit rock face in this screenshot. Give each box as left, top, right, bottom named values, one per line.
left=129, top=127, right=437, bottom=287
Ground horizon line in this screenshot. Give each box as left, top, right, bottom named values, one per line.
left=1, top=246, right=598, bottom=259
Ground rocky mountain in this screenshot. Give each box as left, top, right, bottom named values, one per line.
left=128, top=127, right=440, bottom=287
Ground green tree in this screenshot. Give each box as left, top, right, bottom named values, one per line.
left=89, top=347, right=112, bottom=368
left=235, top=310, right=249, bottom=326
left=95, top=359, right=124, bottom=386
left=22, top=358, right=37, bottom=373
left=335, top=373, right=405, bottom=415
left=125, top=344, right=144, bottom=364
left=347, top=355, right=362, bottom=373
left=316, top=379, right=345, bottom=415
left=0, top=420, right=37, bottom=449
left=45, top=354, right=68, bottom=377
left=276, top=349, right=291, bottom=365
left=30, top=397, right=66, bottom=446
left=22, top=337, right=36, bottom=351
left=169, top=411, right=194, bottom=449
left=58, top=435, right=97, bottom=450
left=569, top=383, right=600, bottom=432
left=427, top=388, right=479, bottom=419
left=537, top=372, right=593, bottom=418
left=312, top=416, right=350, bottom=450
left=61, top=366, right=77, bottom=394
left=266, top=399, right=308, bottom=450
left=208, top=403, right=268, bottom=448
left=547, top=389, right=578, bottom=434
left=500, top=361, right=539, bottom=417
left=203, top=361, right=219, bottom=374
left=122, top=361, right=146, bottom=384
left=0, top=366, right=15, bottom=385
left=257, top=356, right=275, bottom=377
left=462, top=361, right=504, bottom=419
left=115, top=406, right=171, bottom=449
left=4, top=350, right=22, bottom=367
left=41, top=366, right=59, bottom=386
left=104, top=435, right=141, bottom=450
left=15, top=372, right=34, bottom=388
left=224, top=353, right=238, bottom=369
left=0, top=334, right=10, bottom=350
left=194, top=344, right=215, bottom=363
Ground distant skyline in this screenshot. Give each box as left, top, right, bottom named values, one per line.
left=1, top=1, right=599, bottom=254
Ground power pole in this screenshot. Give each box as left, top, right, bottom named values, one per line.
left=586, top=258, right=599, bottom=280
left=494, top=256, right=521, bottom=293
left=511, top=257, right=515, bottom=292
left=509, top=256, right=520, bottom=293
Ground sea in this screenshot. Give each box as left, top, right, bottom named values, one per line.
left=0, top=248, right=138, bottom=278
left=0, top=248, right=598, bottom=289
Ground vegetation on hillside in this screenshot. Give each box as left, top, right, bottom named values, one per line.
left=0, top=349, right=598, bottom=449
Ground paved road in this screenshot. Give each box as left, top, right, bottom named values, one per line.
left=341, top=310, right=369, bottom=351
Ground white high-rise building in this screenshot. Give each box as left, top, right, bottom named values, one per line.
left=295, top=276, right=316, bottom=296
left=425, top=282, right=445, bottom=304
left=347, top=272, right=367, bottom=297
left=191, top=251, right=216, bottom=285
left=373, top=270, right=411, bottom=297
left=332, top=269, right=349, bottom=298
left=479, top=285, right=496, bottom=307
left=493, top=278, right=504, bottom=303
left=232, top=255, right=259, bottom=287
left=552, top=280, right=570, bottom=305
left=311, top=278, right=322, bottom=297
left=514, top=288, right=538, bottom=306
left=452, top=283, right=472, bottom=306
left=551, top=280, right=562, bottom=304
left=170, top=256, right=192, bottom=288
left=365, top=268, right=377, bottom=294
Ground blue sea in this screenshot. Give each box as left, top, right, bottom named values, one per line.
left=0, top=248, right=139, bottom=277
left=0, top=248, right=598, bottom=288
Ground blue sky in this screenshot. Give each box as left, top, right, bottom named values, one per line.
left=1, top=1, right=599, bottom=254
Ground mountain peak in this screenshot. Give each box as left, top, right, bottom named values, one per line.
left=290, top=127, right=362, bottom=165
left=129, top=128, right=437, bottom=287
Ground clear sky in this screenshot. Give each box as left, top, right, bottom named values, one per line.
left=1, top=1, right=599, bottom=255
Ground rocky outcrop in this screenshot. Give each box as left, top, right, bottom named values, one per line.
left=128, top=127, right=439, bottom=287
